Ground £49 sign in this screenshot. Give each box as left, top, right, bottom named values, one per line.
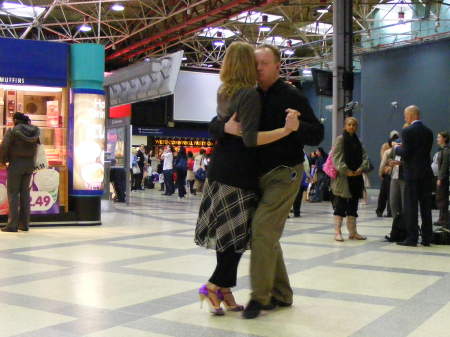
left=30, top=191, right=54, bottom=212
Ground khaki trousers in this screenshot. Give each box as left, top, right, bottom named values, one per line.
left=250, top=164, right=303, bottom=305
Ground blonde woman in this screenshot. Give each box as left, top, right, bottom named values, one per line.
left=331, top=117, right=371, bottom=241
left=194, top=42, right=298, bottom=315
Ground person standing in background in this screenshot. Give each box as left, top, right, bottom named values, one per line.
left=161, top=145, right=174, bottom=195
left=376, top=131, right=398, bottom=217
left=193, top=149, right=206, bottom=193
left=394, top=105, right=433, bottom=247
left=174, top=146, right=188, bottom=199
left=434, top=131, right=449, bottom=229
left=186, top=151, right=196, bottom=195
left=0, top=112, right=40, bottom=232
left=331, top=117, right=370, bottom=242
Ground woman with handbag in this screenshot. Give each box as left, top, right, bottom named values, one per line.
left=331, top=117, right=371, bottom=242
left=194, top=42, right=299, bottom=315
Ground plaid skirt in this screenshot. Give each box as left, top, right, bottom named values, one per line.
left=194, top=180, right=258, bottom=253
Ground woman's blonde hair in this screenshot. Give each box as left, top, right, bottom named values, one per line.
left=219, top=41, right=257, bottom=98
left=344, top=116, right=359, bottom=127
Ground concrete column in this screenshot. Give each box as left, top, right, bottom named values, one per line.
left=332, top=0, right=353, bottom=142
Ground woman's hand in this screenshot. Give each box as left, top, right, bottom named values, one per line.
left=354, top=168, right=363, bottom=176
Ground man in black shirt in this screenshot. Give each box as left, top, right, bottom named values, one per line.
left=218, top=44, right=324, bottom=318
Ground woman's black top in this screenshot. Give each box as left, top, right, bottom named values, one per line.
left=207, top=87, right=261, bottom=190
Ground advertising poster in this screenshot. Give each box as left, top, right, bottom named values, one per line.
left=73, top=93, right=105, bottom=191
left=106, top=127, right=125, bottom=167
left=0, top=168, right=60, bottom=215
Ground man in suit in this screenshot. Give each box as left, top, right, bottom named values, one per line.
left=394, top=105, right=433, bottom=246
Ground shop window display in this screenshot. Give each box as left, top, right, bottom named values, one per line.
left=0, top=86, right=68, bottom=214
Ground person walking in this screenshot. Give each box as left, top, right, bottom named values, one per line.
left=195, top=42, right=300, bottom=316
left=331, top=117, right=370, bottom=242
left=0, top=112, right=40, bottom=232
left=186, top=151, right=196, bottom=195
left=394, top=105, right=434, bottom=247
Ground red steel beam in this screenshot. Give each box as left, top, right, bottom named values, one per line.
left=106, top=0, right=251, bottom=61
left=124, top=0, right=279, bottom=61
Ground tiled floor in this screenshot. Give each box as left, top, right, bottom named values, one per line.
left=1, top=189, right=449, bottom=337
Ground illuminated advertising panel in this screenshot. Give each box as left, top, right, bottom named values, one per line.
left=72, top=92, right=105, bottom=193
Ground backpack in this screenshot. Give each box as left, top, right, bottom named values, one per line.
left=323, top=150, right=338, bottom=179
left=431, top=228, right=450, bottom=245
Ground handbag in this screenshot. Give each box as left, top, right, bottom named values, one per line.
left=34, top=144, right=48, bottom=171
left=132, top=166, right=141, bottom=174
left=323, top=150, right=338, bottom=179
left=195, top=168, right=206, bottom=181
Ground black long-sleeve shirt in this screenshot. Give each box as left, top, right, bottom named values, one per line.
left=256, top=79, right=323, bottom=174
left=210, top=79, right=324, bottom=176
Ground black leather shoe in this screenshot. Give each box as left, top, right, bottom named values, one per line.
left=421, top=241, right=431, bottom=247
left=271, top=297, right=292, bottom=307
left=1, top=227, right=18, bottom=232
left=397, top=240, right=417, bottom=247
left=18, top=226, right=29, bottom=231
left=242, top=300, right=263, bottom=319
left=376, top=211, right=383, bottom=217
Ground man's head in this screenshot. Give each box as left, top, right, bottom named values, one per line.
left=255, top=44, right=281, bottom=90
left=12, top=112, right=28, bottom=126
left=403, top=105, right=420, bottom=124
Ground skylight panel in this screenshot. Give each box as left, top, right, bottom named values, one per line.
left=198, top=27, right=236, bottom=38
left=230, top=11, right=283, bottom=24
left=299, top=22, right=333, bottom=36
left=0, top=1, right=45, bottom=18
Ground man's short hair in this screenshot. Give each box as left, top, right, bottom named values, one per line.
left=256, top=44, right=281, bottom=63
left=12, top=112, right=28, bottom=123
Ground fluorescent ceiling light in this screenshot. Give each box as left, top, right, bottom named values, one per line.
left=198, top=27, right=236, bottom=38
left=181, top=57, right=187, bottom=61
left=316, top=7, right=329, bottom=14
left=111, top=3, right=125, bottom=11
left=299, top=22, right=333, bottom=36
left=0, top=84, right=62, bottom=92
left=0, top=1, right=45, bottom=18
left=213, top=40, right=225, bottom=47
left=283, top=49, right=295, bottom=56
left=79, top=24, right=92, bottom=32
left=259, top=26, right=271, bottom=32
left=230, top=11, right=283, bottom=24
left=302, top=68, right=312, bottom=76
left=262, top=36, right=302, bottom=47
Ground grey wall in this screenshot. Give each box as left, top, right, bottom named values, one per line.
left=301, top=73, right=361, bottom=156
left=360, top=38, right=450, bottom=187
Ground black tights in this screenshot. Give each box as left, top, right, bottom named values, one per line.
left=209, top=248, right=243, bottom=288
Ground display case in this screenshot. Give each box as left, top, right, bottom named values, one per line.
left=0, top=86, right=69, bottom=213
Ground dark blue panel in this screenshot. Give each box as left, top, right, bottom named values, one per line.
left=0, top=37, right=69, bottom=87
left=360, top=38, right=450, bottom=187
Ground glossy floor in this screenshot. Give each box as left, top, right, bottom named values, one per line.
left=0, top=190, right=449, bottom=337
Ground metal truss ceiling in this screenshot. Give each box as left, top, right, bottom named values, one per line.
left=0, top=0, right=448, bottom=75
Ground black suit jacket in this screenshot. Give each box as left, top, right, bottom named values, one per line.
left=395, top=121, right=433, bottom=181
